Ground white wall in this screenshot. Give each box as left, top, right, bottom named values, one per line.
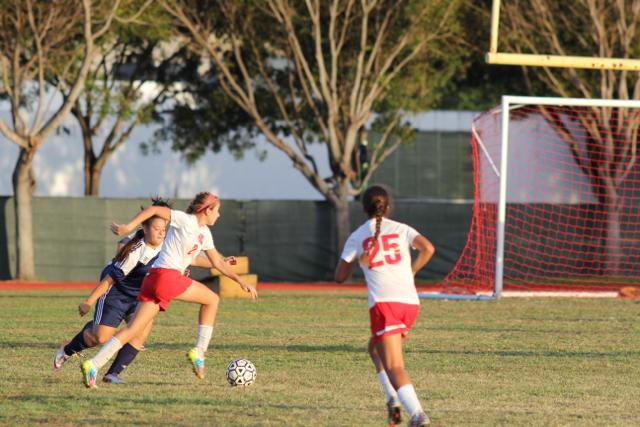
left=0, top=108, right=476, bottom=200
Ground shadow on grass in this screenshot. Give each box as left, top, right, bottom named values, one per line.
left=0, top=294, right=84, bottom=299
left=424, top=326, right=570, bottom=333
left=0, top=341, right=364, bottom=353
left=3, top=340, right=640, bottom=360
left=412, top=348, right=640, bottom=359
left=6, top=393, right=342, bottom=412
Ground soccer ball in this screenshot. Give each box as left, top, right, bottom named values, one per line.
left=225, top=358, right=257, bottom=386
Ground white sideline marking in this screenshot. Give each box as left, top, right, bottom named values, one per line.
left=459, top=290, right=620, bottom=298
left=501, top=291, right=619, bottom=298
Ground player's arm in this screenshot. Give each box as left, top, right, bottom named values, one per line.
left=411, top=234, right=435, bottom=275
left=334, top=259, right=354, bottom=283
left=204, top=248, right=257, bottom=299
left=190, top=253, right=236, bottom=268
left=110, top=205, right=171, bottom=236
left=78, top=275, right=114, bottom=316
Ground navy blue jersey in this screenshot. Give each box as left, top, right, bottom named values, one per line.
left=107, top=241, right=161, bottom=298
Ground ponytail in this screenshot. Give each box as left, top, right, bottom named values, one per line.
left=361, top=185, right=391, bottom=252
left=113, top=228, right=145, bottom=264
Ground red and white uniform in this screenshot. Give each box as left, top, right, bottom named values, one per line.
left=139, top=210, right=215, bottom=310
left=341, top=217, right=421, bottom=341
left=154, top=210, right=215, bottom=273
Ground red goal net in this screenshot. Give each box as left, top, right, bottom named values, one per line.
left=441, top=101, right=640, bottom=294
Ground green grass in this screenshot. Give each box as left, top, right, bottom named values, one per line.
left=1, top=289, right=639, bottom=426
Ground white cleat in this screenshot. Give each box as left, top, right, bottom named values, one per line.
left=53, top=342, right=71, bottom=370
left=408, top=411, right=430, bottom=427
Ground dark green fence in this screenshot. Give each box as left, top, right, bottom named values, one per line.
left=0, top=197, right=471, bottom=282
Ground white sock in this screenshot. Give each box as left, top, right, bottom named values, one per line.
left=377, top=370, right=398, bottom=402
left=195, top=325, right=214, bottom=357
left=397, top=384, right=423, bottom=417
left=91, top=337, right=123, bottom=370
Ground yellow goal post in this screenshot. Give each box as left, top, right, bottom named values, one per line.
left=487, top=0, right=640, bottom=71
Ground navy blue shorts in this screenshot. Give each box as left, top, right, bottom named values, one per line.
left=94, top=285, right=138, bottom=328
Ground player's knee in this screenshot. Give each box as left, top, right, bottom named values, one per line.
left=83, top=332, right=98, bottom=347
left=95, top=331, right=114, bottom=345
left=205, top=292, right=220, bottom=307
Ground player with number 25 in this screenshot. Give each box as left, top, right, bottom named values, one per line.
left=334, top=185, right=435, bottom=427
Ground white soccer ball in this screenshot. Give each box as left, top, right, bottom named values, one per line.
left=226, top=358, right=257, bottom=386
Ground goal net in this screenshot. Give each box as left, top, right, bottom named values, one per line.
left=440, top=96, right=640, bottom=296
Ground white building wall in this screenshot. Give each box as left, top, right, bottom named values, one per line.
left=0, top=109, right=476, bottom=200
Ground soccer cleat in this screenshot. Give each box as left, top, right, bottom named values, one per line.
left=407, top=411, right=430, bottom=427
left=387, top=398, right=402, bottom=426
left=186, top=347, right=205, bottom=379
left=53, top=342, right=71, bottom=370
left=81, top=360, right=98, bottom=388
left=103, top=373, right=126, bottom=384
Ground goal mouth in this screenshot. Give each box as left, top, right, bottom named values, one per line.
left=436, top=96, right=640, bottom=298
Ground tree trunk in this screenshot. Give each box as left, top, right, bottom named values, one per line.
left=333, top=179, right=351, bottom=256
left=11, top=147, right=36, bottom=280
left=85, top=162, right=102, bottom=196
left=83, top=135, right=100, bottom=196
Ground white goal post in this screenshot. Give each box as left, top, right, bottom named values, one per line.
left=421, top=95, right=640, bottom=300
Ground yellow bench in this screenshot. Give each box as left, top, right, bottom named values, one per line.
left=209, top=256, right=258, bottom=298
left=209, top=256, right=249, bottom=276
left=218, top=274, right=258, bottom=298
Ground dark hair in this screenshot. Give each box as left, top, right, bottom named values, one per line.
left=362, top=185, right=390, bottom=251
left=186, top=192, right=219, bottom=214
left=147, top=196, right=172, bottom=210
left=113, top=197, right=171, bottom=263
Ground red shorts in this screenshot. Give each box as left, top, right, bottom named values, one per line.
left=138, top=268, right=193, bottom=311
left=369, top=302, right=419, bottom=342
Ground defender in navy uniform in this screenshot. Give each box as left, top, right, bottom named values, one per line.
left=53, top=198, right=170, bottom=384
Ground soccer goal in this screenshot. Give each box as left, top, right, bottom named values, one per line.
left=422, top=95, right=640, bottom=300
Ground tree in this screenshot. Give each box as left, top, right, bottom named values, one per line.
left=160, top=0, right=465, bottom=252
left=438, top=0, right=529, bottom=110
left=498, top=0, right=640, bottom=273
left=56, top=3, right=182, bottom=196
left=0, top=0, right=134, bottom=279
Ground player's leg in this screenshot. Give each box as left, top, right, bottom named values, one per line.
left=81, top=301, right=160, bottom=388
left=369, top=338, right=401, bottom=426
left=54, top=289, right=119, bottom=369
left=175, top=280, right=220, bottom=379
left=376, top=336, right=429, bottom=426
left=103, top=308, right=155, bottom=384
left=84, top=287, right=125, bottom=347
left=53, top=321, right=93, bottom=370
left=82, top=289, right=126, bottom=353
left=92, top=324, right=118, bottom=345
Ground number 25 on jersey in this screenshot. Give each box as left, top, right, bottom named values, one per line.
left=362, top=233, right=402, bottom=268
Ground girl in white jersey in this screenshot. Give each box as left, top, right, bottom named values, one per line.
left=81, top=192, right=257, bottom=388
left=335, top=185, right=435, bottom=427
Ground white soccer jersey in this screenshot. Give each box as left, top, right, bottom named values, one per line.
left=341, top=218, right=420, bottom=308
left=153, top=210, right=215, bottom=273
left=114, top=240, right=161, bottom=275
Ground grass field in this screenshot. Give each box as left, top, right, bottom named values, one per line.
left=1, top=289, right=639, bottom=426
